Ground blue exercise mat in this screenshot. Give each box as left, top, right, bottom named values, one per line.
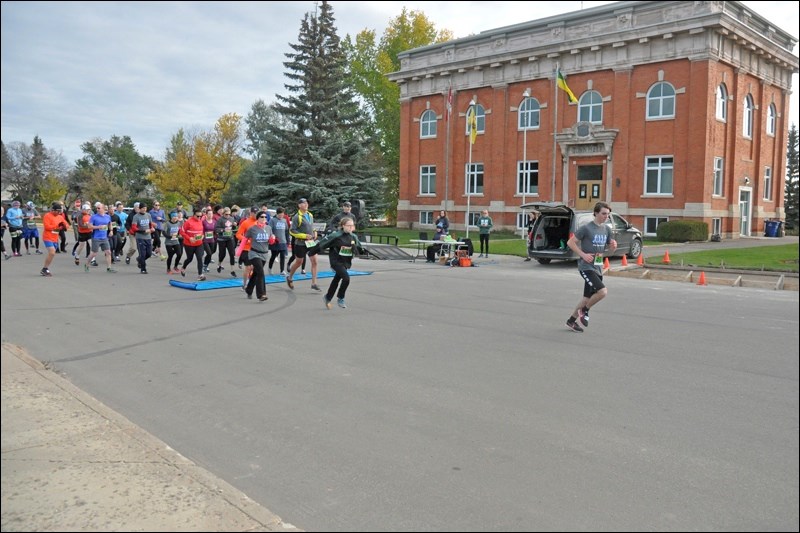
left=169, top=270, right=372, bottom=291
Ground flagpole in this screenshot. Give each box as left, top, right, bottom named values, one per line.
left=466, top=99, right=475, bottom=239
left=552, top=62, right=558, bottom=202
left=444, top=85, right=452, bottom=211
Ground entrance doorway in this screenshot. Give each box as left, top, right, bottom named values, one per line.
left=576, top=165, right=603, bottom=211
left=739, top=188, right=752, bottom=236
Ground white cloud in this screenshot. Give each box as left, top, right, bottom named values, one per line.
left=1, top=1, right=797, bottom=164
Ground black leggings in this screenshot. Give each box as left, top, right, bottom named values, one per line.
left=203, top=241, right=217, bottom=267
left=246, top=257, right=267, bottom=298
left=217, top=239, right=236, bottom=266
left=182, top=246, right=204, bottom=276
left=479, top=234, right=489, bottom=254
left=325, top=261, right=351, bottom=301
left=269, top=249, right=287, bottom=272
left=166, top=243, right=182, bottom=271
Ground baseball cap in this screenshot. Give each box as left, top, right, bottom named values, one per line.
left=250, top=205, right=260, bottom=213
left=11, top=200, right=20, bottom=207
left=26, top=201, right=34, bottom=207
left=342, top=201, right=351, bottom=207
left=297, top=197, right=308, bottom=204
left=133, top=202, right=140, bottom=209
left=82, top=203, right=91, bottom=210
left=51, top=202, right=62, bottom=211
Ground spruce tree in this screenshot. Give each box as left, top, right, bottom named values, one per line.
left=785, top=123, right=799, bottom=231
left=255, top=0, right=385, bottom=223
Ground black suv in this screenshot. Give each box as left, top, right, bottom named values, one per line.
left=521, top=202, right=643, bottom=264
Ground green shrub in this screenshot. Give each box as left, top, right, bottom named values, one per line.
left=656, top=220, right=708, bottom=242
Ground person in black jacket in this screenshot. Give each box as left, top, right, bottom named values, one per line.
left=309, top=216, right=362, bottom=309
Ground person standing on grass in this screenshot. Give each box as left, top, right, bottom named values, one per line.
left=565, top=201, right=616, bottom=333
left=477, top=209, right=493, bottom=258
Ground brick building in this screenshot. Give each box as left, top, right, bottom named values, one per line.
left=388, top=0, right=799, bottom=239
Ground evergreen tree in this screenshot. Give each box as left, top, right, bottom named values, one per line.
left=254, top=0, right=384, bottom=222
left=785, top=123, right=799, bottom=231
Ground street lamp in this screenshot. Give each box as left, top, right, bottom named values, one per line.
left=521, top=89, right=530, bottom=238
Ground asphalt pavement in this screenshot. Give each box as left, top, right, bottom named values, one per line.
left=1, top=235, right=797, bottom=531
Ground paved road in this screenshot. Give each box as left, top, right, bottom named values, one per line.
left=1, top=239, right=798, bottom=531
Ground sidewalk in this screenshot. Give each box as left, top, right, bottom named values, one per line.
left=1, top=343, right=299, bottom=532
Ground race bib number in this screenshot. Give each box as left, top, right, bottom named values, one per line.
left=205, top=231, right=214, bottom=239
left=338, top=245, right=353, bottom=257
left=594, top=254, right=603, bottom=266
left=305, top=239, right=318, bottom=247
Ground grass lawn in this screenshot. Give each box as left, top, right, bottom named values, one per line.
left=646, top=244, right=798, bottom=273
left=362, top=226, right=798, bottom=272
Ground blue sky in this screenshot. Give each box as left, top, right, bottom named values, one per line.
left=2, top=1, right=797, bottom=164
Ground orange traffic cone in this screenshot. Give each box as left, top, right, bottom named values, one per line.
left=621, top=255, right=628, bottom=266
left=697, top=271, right=707, bottom=286
left=603, top=257, right=610, bottom=269
left=636, top=254, right=644, bottom=266
left=663, top=250, right=671, bottom=264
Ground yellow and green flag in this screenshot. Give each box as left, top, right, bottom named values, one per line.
left=466, top=104, right=478, bottom=144
left=557, top=69, right=578, bottom=104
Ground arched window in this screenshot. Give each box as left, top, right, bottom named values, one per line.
left=578, top=91, right=602, bottom=124
left=518, top=97, right=540, bottom=129
left=647, top=81, right=675, bottom=119
left=465, top=104, right=486, bottom=136
left=420, top=109, right=437, bottom=138
left=715, top=84, right=727, bottom=121
left=766, top=103, right=776, bottom=136
left=742, top=94, right=754, bottom=138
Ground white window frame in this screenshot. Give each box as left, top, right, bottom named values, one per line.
left=465, top=163, right=484, bottom=195
left=644, top=156, right=673, bottom=195
left=644, top=216, right=668, bottom=236
left=712, top=218, right=722, bottom=236
left=518, top=97, right=540, bottom=130
left=419, top=211, right=434, bottom=225
left=766, top=104, right=776, bottom=136
left=517, top=160, right=539, bottom=195
left=713, top=157, right=724, bottom=197
left=419, top=165, right=436, bottom=195
left=466, top=212, right=480, bottom=227
left=763, top=166, right=772, bottom=201
left=647, top=82, right=676, bottom=119
left=465, top=104, right=486, bottom=136
left=578, top=91, right=603, bottom=124
left=716, top=84, right=727, bottom=121
left=743, top=95, right=754, bottom=138
left=420, top=110, right=437, bottom=139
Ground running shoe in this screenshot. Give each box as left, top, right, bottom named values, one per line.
left=246, top=292, right=253, bottom=300
left=258, top=295, right=269, bottom=302
left=125, top=256, right=131, bottom=265
left=4, top=254, right=10, bottom=260
left=198, top=275, right=206, bottom=281
left=310, top=284, right=321, bottom=291
left=35, top=249, right=43, bottom=254
left=26, top=250, right=31, bottom=255
left=74, top=256, right=80, bottom=265
left=107, top=267, right=117, bottom=273
left=301, top=269, right=306, bottom=275
left=140, top=269, right=148, bottom=274
left=286, top=276, right=294, bottom=289
left=337, top=298, right=347, bottom=309
left=217, top=265, right=224, bottom=273
left=167, top=269, right=173, bottom=274
left=230, top=270, right=237, bottom=277
left=180, top=268, right=186, bottom=277
left=84, top=264, right=90, bottom=272
left=578, top=307, right=590, bottom=328
left=323, top=295, right=332, bottom=309
left=40, top=268, right=52, bottom=277
left=566, top=319, right=584, bottom=333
